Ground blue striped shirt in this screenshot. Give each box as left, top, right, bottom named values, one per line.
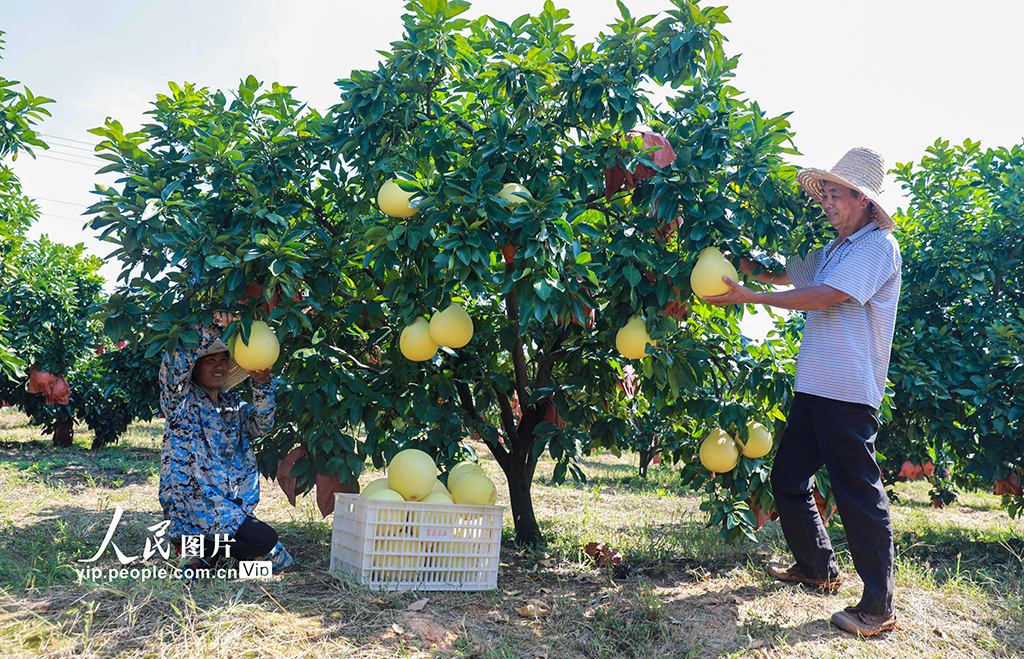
left=786, top=222, right=902, bottom=409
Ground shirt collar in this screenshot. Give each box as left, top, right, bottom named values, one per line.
left=845, top=221, right=880, bottom=243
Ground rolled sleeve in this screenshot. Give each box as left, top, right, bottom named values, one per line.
left=785, top=249, right=821, bottom=289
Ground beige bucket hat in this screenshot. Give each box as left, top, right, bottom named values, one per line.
left=796, top=147, right=894, bottom=232
left=196, top=339, right=250, bottom=392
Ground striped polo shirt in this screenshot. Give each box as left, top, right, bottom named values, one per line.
left=785, top=221, right=902, bottom=409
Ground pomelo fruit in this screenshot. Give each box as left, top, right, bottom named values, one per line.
left=400, top=316, right=439, bottom=361
left=362, top=488, right=405, bottom=502
left=233, top=321, right=280, bottom=370
left=421, top=491, right=455, bottom=504
left=497, top=182, right=533, bottom=206
left=430, top=480, right=451, bottom=496
left=451, top=472, right=497, bottom=505
left=377, top=179, right=418, bottom=218
left=615, top=315, right=655, bottom=360
left=429, top=303, right=474, bottom=348
left=360, top=477, right=393, bottom=498
left=690, top=246, right=739, bottom=299
left=699, top=428, right=740, bottom=473
left=447, top=461, right=485, bottom=490
left=739, top=421, right=773, bottom=459
left=388, top=449, right=438, bottom=501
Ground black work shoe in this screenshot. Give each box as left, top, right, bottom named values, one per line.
left=767, top=563, right=842, bottom=591
left=830, top=606, right=897, bottom=636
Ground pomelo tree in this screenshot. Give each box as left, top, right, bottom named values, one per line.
left=883, top=138, right=1024, bottom=515
left=88, top=0, right=819, bottom=545
left=0, top=29, right=53, bottom=377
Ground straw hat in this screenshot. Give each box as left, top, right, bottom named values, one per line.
left=796, top=147, right=894, bottom=232
left=196, top=339, right=250, bottom=392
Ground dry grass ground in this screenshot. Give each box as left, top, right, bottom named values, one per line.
left=1, top=408, right=1022, bottom=658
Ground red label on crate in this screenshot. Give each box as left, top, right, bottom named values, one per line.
left=423, top=527, right=452, bottom=540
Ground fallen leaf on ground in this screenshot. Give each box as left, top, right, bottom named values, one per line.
left=934, top=627, right=948, bottom=639
left=392, top=624, right=405, bottom=635
left=406, top=598, right=430, bottom=612
left=503, top=590, right=522, bottom=597
left=538, top=559, right=557, bottom=568
left=726, top=594, right=745, bottom=604
left=370, top=599, right=389, bottom=607
left=539, top=587, right=552, bottom=594
left=516, top=601, right=551, bottom=617
left=489, top=611, right=510, bottom=623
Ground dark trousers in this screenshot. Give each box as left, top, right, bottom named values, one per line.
left=206, top=516, right=278, bottom=560
left=770, top=393, right=895, bottom=615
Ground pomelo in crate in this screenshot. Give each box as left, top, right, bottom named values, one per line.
left=387, top=448, right=437, bottom=501
left=331, top=451, right=504, bottom=590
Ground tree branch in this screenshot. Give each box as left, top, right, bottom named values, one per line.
left=503, top=262, right=531, bottom=408
left=455, top=380, right=509, bottom=462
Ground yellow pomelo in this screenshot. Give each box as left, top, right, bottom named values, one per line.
left=400, top=316, right=439, bottom=361
left=451, top=472, right=498, bottom=505
left=388, top=449, right=438, bottom=501
left=377, top=179, right=418, bottom=218
left=429, top=303, right=474, bottom=348
left=360, top=478, right=393, bottom=498
left=447, top=462, right=485, bottom=490
left=616, top=315, right=656, bottom=360
left=430, top=480, right=451, bottom=496
left=739, top=420, right=773, bottom=459
left=690, top=246, right=739, bottom=299
left=421, top=491, right=454, bottom=504
left=362, top=488, right=405, bottom=502
left=233, top=321, right=280, bottom=370
left=699, top=428, right=740, bottom=473
left=497, top=182, right=533, bottom=206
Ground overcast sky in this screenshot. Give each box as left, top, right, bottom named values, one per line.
left=2, top=0, right=1021, bottom=330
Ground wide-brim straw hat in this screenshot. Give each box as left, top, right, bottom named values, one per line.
left=796, top=147, right=895, bottom=232
left=196, top=339, right=249, bottom=392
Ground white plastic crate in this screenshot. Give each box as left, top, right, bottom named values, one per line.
left=331, top=493, right=504, bottom=591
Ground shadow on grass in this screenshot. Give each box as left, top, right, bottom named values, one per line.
left=0, top=439, right=159, bottom=490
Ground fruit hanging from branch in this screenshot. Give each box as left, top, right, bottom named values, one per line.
left=738, top=421, right=773, bottom=459
left=399, top=317, right=439, bottom=362
left=233, top=321, right=280, bottom=371
left=429, top=303, right=474, bottom=348
left=699, top=428, right=740, bottom=473
left=603, top=130, right=677, bottom=201
left=377, top=179, right=419, bottom=218
left=615, top=316, right=655, bottom=360
left=497, top=182, right=533, bottom=207
left=690, top=246, right=739, bottom=299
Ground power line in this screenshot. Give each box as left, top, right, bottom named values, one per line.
left=40, top=139, right=96, bottom=154
left=38, top=213, right=90, bottom=224
left=42, top=149, right=99, bottom=165
left=37, top=154, right=98, bottom=168
left=39, top=133, right=95, bottom=147
left=33, top=196, right=90, bottom=208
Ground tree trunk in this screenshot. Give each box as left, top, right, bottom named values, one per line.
left=504, top=446, right=542, bottom=546
left=52, top=421, right=74, bottom=448
left=638, top=448, right=654, bottom=478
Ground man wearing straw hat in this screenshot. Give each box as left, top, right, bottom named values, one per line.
left=705, top=147, right=901, bottom=636
left=159, top=311, right=293, bottom=577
